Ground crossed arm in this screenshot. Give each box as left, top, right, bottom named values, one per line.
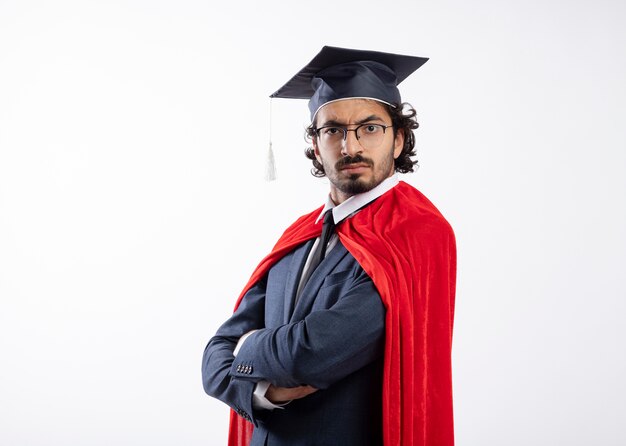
left=201, top=267, right=385, bottom=422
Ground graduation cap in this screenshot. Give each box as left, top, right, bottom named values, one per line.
left=270, top=45, right=428, bottom=120
left=265, top=46, right=428, bottom=181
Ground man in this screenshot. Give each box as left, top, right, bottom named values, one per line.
left=202, top=46, right=456, bottom=446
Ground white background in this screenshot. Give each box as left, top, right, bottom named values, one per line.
left=1, top=0, right=625, bottom=444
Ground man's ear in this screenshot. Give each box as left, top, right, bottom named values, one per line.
left=393, top=129, right=405, bottom=159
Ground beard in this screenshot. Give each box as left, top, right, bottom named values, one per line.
left=322, top=152, right=395, bottom=197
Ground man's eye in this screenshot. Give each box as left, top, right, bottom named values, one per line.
left=363, top=125, right=380, bottom=134
left=324, top=127, right=342, bottom=135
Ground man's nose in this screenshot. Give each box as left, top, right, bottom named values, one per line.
left=341, top=129, right=362, bottom=156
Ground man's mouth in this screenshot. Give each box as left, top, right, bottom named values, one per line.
left=340, top=163, right=370, bottom=172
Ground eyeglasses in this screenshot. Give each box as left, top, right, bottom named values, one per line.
left=314, top=123, right=393, bottom=150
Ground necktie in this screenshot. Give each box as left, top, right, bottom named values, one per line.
left=300, top=209, right=335, bottom=288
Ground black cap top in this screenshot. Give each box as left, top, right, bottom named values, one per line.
left=270, top=46, right=428, bottom=120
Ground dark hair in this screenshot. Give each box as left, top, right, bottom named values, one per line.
left=304, top=101, right=420, bottom=177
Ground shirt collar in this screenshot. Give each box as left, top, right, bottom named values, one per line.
left=316, top=174, right=400, bottom=224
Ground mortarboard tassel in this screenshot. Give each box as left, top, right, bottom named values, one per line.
left=265, top=141, right=276, bottom=181
left=265, top=98, right=277, bottom=181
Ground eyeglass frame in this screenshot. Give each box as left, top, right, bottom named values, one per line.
left=313, top=123, right=394, bottom=148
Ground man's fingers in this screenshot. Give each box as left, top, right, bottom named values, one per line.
left=266, top=384, right=319, bottom=403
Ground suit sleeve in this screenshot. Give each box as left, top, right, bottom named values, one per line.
left=230, top=266, right=386, bottom=389
left=201, top=276, right=267, bottom=425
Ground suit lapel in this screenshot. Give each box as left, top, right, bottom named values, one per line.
left=283, top=240, right=314, bottom=324
left=289, top=242, right=349, bottom=322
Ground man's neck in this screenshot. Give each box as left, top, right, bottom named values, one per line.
left=318, top=174, right=400, bottom=225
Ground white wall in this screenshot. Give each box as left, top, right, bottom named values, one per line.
left=1, top=0, right=624, bottom=444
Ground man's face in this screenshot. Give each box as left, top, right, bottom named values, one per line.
left=313, top=99, right=404, bottom=204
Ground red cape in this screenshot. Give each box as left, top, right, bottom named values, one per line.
left=227, top=181, right=456, bottom=446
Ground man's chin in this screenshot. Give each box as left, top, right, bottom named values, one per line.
left=336, top=177, right=375, bottom=195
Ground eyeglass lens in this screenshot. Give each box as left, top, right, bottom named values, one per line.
left=318, top=124, right=388, bottom=150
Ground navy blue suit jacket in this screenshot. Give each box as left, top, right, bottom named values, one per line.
left=202, top=239, right=386, bottom=446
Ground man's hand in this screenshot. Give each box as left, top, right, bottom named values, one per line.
left=266, top=384, right=318, bottom=404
